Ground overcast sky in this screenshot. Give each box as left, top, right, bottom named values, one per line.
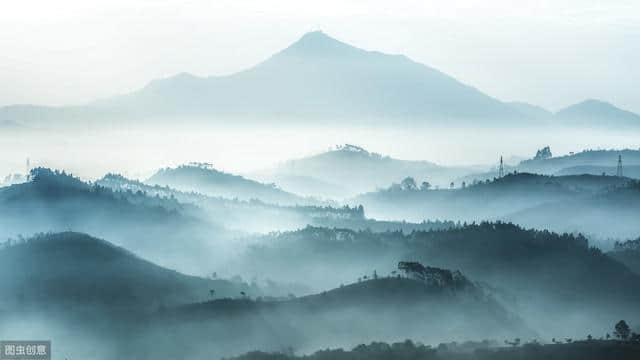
left=1, top=0, right=638, bottom=112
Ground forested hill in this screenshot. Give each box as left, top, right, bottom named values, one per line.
left=229, top=339, right=640, bottom=360
left=0, top=232, right=249, bottom=309
left=350, top=172, right=632, bottom=222
left=146, top=163, right=321, bottom=206
left=0, top=168, right=233, bottom=274
left=239, top=223, right=640, bottom=334
left=518, top=149, right=640, bottom=175
left=507, top=180, right=640, bottom=239
left=159, top=274, right=528, bottom=357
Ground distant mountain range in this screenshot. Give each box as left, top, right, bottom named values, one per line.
left=1, top=31, right=638, bottom=128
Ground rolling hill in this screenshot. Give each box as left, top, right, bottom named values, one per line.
left=146, top=163, right=320, bottom=205
left=555, top=99, right=640, bottom=128
left=238, top=223, right=640, bottom=336
left=154, top=272, right=527, bottom=359
left=349, top=172, right=633, bottom=224
left=0, top=232, right=247, bottom=309
left=0, top=167, right=233, bottom=274
left=254, top=144, right=473, bottom=197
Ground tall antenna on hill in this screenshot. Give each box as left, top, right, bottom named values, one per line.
left=617, top=154, right=623, bottom=177
left=498, top=156, right=504, bottom=178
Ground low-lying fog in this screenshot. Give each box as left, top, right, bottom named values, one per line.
left=1, top=122, right=637, bottom=181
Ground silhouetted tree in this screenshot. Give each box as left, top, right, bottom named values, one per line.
left=401, top=177, right=418, bottom=191
left=534, top=146, right=552, bottom=160
left=614, top=320, right=631, bottom=340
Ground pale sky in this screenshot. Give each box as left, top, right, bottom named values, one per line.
left=1, top=0, right=639, bottom=112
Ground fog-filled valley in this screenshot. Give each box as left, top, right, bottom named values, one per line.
left=2, top=12, right=640, bottom=360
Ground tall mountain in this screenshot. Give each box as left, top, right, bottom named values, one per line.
left=555, top=99, right=640, bottom=128
left=0, top=32, right=526, bottom=126
left=253, top=144, right=474, bottom=197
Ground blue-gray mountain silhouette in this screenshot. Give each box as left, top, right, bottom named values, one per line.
left=0, top=31, right=529, bottom=125
left=555, top=99, right=640, bottom=127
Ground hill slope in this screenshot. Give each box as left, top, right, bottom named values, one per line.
left=0, top=168, right=231, bottom=273
left=555, top=99, right=640, bottom=128
left=255, top=144, right=473, bottom=197
left=145, top=163, right=320, bottom=205
left=238, top=223, right=640, bottom=336
left=0, top=232, right=247, bottom=308
left=157, top=275, right=527, bottom=359
left=350, top=173, right=633, bottom=226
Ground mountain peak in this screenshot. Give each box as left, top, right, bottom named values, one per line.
left=279, top=31, right=362, bottom=58
left=555, top=99, right=640, bottom=128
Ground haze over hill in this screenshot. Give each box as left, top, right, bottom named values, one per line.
left=0, top=167, right=238, bottom=274
left=350, top=173, right=640, bottom=239
left=146, top=163, right=321, bottom=206
left=556, top=99, right=640, bottom=128
left=238, top=223, right=640, bottom=335
left=0, top=232, right=248, bottom=309
left=254, top=144, right=474, bottom=197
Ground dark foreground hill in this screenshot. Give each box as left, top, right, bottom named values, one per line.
left=229, top=339, right=640, bottom=360
left=149, top=275, right=527, bottom=360
left=0, top=232, right=249, bottom=309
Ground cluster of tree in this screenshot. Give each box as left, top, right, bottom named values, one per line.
left=614, top=238, right=640, bottom=251
left=533, top=146, right=553, bottom=160
left=226, top=334, right=640, bottom=360
left=397, top=261, right=469, bottom=289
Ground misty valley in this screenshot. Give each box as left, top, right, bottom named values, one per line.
left=2, top=27, right=640, bottom=360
